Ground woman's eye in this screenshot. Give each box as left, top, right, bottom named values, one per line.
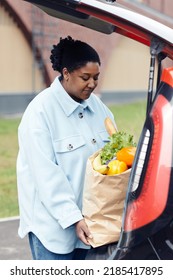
left=81, top=76, right=89, bottom=81
left=94, top=76, right=99, bottom=81
left=81, top=76, right=99, bottom=81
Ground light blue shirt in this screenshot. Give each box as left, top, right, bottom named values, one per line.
left=17, top=76, right=115, bottom=254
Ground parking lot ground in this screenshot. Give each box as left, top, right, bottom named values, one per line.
left=0, top=217, right=31, bottom=260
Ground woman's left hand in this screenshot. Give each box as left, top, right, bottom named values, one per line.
left=75, top=219, right=93, bottom=245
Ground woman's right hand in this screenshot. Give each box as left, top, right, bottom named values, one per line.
left=75, top=219, right=93, bottom=245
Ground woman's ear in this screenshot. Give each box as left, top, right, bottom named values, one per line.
left=62, top=68, right=69, bottom=81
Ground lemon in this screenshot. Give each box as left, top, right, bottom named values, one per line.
left=107, top=159, right=128, bottom=175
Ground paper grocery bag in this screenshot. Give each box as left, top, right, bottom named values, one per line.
left=82, top=150, right=131, bottom=248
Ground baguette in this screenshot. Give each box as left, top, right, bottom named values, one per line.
left=104, top=117, right=117, bottom=136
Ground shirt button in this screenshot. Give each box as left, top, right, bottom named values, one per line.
left=78, top=112, right=83, bottom=118
left=91, top=139, right=97, bottom=144
left=67, top=144, right=73, bottom=150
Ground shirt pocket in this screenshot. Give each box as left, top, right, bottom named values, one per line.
left=53, top=134, right=86, bottom=153
left=98, top=130, right=110, bottom=143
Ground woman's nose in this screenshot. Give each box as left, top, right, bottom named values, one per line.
left=88, top=78, right=97, bottom=88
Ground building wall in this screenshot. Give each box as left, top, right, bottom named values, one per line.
left=142, top=0, right=173, bottom=17
left=0, top=0, right=152, bottom=96
left=0, top=0, right=173, bottom=115
left=101, top=37, right=149, bottom=92
left=0, top=4, right=46, bottom=93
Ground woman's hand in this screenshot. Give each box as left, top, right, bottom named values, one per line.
left=75, top=219, right=93, bottom=245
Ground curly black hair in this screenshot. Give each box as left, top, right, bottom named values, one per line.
left=50, top=36, right=101, bottom=73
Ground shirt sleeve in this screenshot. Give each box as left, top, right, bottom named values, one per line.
left=18, top=114, right=83, bottom=229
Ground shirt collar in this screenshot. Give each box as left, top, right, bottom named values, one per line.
left=51, top=76, right=95, bottom=117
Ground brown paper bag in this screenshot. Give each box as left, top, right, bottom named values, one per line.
left=82, top=150, right=131, bottom=248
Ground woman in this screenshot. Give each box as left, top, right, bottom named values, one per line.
left=16, top=36, right=116, bottom=260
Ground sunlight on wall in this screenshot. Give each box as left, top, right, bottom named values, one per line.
left=101, top=37, right=150, bottom=92
left=0, top=6, right=45, bottom=93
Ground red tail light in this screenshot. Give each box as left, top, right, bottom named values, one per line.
left=125, top=94, right=172, bottom=231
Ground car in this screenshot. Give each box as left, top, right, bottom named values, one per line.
left=23, top=0, right=173, bottom=260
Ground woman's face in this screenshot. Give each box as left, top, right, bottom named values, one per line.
left=62, top=62, right=100, bottom=102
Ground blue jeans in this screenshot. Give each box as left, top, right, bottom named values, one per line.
left=28, top=232, right=88, bottom=260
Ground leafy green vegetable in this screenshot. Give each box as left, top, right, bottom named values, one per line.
left=100, top=131, right=136, bottom=164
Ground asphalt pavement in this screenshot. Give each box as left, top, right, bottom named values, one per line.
left=0, top=217, right=31, bottom=260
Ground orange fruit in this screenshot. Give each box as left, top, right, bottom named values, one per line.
left=116, top=146, right=136, bottom=167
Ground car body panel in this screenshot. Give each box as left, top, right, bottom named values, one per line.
left=24, top=0, right=173, bottom=58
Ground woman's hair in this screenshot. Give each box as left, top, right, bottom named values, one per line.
left=50, top=36, right=101, bottom=73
